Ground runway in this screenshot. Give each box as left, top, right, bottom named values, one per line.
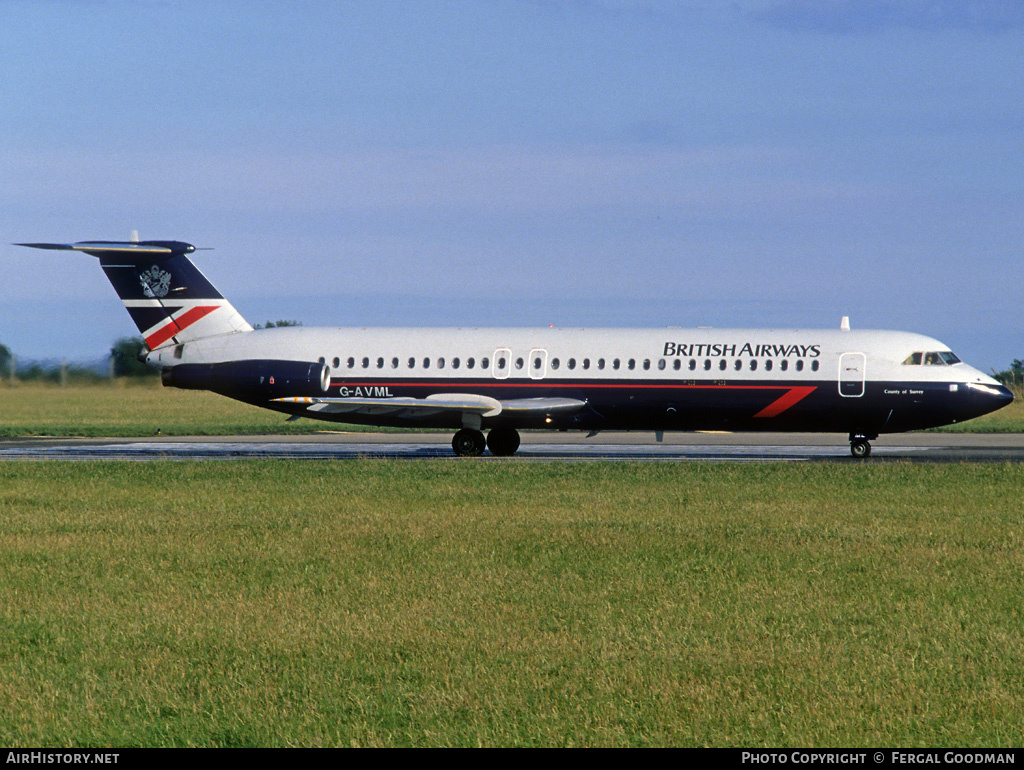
left=2, top=431, right=1023, bottom=462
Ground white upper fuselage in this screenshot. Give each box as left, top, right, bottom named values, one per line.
left=148, top=325, right=999, bottom=389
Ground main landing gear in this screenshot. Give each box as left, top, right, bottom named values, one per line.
left=451, top=427, right=521, bottom=457
left=849, top=433, right=877, bottom=459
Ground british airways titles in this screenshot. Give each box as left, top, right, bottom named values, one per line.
left=663, top=341, right=822, bottom=359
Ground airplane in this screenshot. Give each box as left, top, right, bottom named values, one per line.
left=15, top=237, right=1014, bottom=458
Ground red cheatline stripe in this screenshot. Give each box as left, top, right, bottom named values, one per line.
left=144, top=306, right=220, bottom=348
left=753, top=386, right=817, bottom=418
left=330, top=381, right=814, bottom=391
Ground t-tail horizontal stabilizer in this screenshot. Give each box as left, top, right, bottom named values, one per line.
left=16, top=239, right=252, bottom=349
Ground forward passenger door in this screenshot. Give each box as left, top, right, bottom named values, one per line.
left=839, top=352, right=866, bottom=397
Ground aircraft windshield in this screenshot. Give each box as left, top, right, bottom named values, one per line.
left=902, top=351, right=961, bottom=365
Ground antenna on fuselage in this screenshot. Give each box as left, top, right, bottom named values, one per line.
left=840, top=316, right=851, bottom=331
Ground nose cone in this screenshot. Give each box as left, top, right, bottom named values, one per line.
left=996, top=384, right=1015, bottom=407
left=967, top=381, right=1015, bottom=417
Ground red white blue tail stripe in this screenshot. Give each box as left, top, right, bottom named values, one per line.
left=16, top=239, right=251, bottom=348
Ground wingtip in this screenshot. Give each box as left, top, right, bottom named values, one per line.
left=13, top=242, right=74, bottom=250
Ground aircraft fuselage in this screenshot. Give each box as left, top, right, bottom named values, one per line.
left=149, top=325, right=1012, bottom=438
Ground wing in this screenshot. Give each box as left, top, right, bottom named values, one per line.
left=276, top=393, right=502, bottom=418
left=273, top=393, right=587, bottom=419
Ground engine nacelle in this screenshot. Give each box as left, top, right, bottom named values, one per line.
left=162, top=359, right=330, bottom=399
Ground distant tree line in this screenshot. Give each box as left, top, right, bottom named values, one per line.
left=993, top=360, right=1024, bottom=389
left=109, top=337, right=157, bottom=378
left=0, top=337, right=157, bottom=384
left=1, top=323, right=302, bottom=384
left=253, top=320, right=302, bottom=329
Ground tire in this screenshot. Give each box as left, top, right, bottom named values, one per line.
left=452, top=428, right=485, bottom=457
left=486, top=427, right=521, bottom=456
left=850, top=440, right=871, bottom=459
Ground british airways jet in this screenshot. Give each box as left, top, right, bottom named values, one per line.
left=16, top=237, right=1013, bottom=458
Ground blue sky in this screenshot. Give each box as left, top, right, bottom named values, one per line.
left=2, top=0, right=1021, bottom=372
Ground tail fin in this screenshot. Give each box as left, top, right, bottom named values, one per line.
left=16, top=239, right=252, bottom=349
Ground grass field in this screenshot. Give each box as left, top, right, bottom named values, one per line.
left=1, top=461, right=1022, bottom=747
left=0, top=381, right=1021, bottom=437
left=0, top=381, right=334, bottom=437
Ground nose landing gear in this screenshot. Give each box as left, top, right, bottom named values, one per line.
left=849, top=433, right=877, bottom=459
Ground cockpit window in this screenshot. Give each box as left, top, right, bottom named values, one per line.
left=903, top=351, right=961, bottom=365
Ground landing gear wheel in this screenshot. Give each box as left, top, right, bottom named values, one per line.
left=850, top=439, right=871, bottom=459
left=452, top=428, right=486, bottom=457
left=486, top=427, right=521, bottom=456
